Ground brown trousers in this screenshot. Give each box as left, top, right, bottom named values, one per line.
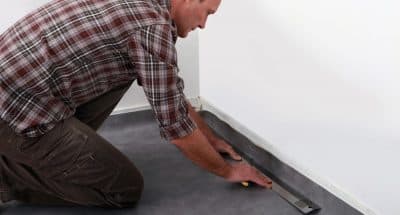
left=0, top=83, right=144, bottom=208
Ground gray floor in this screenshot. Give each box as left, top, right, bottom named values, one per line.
left=0, top=110, right=302, bottom=214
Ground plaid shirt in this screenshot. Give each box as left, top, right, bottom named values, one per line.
left=0, top=0, right=197, bottom=141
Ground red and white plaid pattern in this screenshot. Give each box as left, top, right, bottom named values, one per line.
left=0, top=0, right=197, bottom=141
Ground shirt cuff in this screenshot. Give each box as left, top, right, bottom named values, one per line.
left=159, top=113, right=197, bottom=141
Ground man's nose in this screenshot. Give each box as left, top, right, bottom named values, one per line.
left=198, top=22, right=206, bottom=29
left=198, top=16, right=208, bottom=29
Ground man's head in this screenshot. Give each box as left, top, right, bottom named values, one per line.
left=170, top=0, right=221, bottom=38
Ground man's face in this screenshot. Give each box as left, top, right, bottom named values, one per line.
left=172, top=0, right=221, bottom=38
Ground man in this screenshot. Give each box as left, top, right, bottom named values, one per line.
left=0, top=0, right=272, bottom=208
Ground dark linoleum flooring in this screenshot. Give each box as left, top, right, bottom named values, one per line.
left=0, top=111, right=301, bottom=215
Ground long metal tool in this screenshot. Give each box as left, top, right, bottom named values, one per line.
left=270, top=181, right=320, bottom=214
left=236, top=158, right=320, bottom=214
left=201, top=110, right=320, bottom=214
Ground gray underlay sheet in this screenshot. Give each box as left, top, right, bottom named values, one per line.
left=0, top=112, right=302, bottom=215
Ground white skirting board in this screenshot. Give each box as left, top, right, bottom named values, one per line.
left=111, top=96, right=375, bottom=215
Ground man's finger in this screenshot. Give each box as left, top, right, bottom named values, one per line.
left=259, top=174, right=273, bottom=188
left=257, top=175, right=273, bottom=188
left=228, top=150, right=242, bottom=161
left=253, top=168, right=273, bottom=188
left=222, top=145, right=242, bottom=161
left=216, top=144, right=242, bottom=161
left=252, top=177, right=272, bottom=189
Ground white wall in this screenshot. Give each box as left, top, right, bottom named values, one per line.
left=0, top=1, right=200, bottom=114
left=199, top=1, right=400, bottom=215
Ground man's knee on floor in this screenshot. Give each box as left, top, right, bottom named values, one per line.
left=107, top=172, right=144, bottom=208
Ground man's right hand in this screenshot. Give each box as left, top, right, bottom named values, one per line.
left=226, top=162, right=273, bottom=189
left=171, top=128, right=272, bottom=189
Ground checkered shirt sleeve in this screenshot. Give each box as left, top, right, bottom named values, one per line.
left=128, top=24, right=197, bottom=141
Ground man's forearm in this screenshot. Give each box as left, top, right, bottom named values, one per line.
left=186, top=100, right=219, bottom=144
left=171, top=128, right=233, bottom=178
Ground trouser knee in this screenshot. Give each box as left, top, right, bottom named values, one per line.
left=106, top=170, right=144, bottom=208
